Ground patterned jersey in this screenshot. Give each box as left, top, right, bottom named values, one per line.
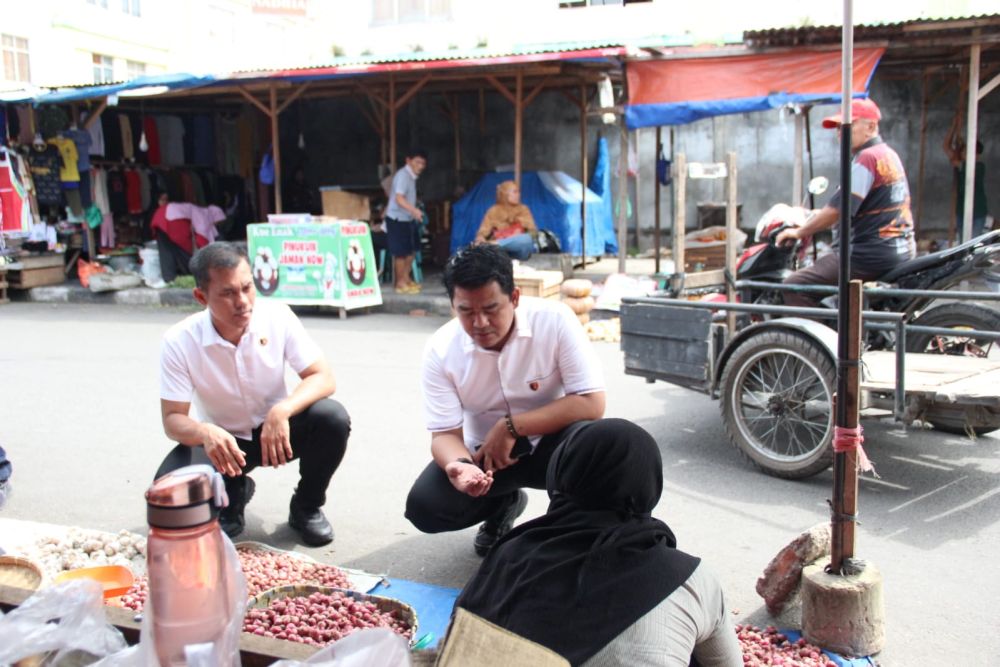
left=827, top=137, right=915, bottom=274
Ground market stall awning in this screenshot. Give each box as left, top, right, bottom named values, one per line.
left=624, top=47, right=884, bottom=129
left=26, top=73, right=217, bottom=105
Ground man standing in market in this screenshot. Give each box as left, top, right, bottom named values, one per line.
left=385, top=148, right=427, bottom=294
left=776, top=98, right=916, bottom=308
left=405, top=244, right=606, bottom=556
left=156, top=241, right=351, bottom=546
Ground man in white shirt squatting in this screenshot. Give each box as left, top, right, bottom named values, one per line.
left=157, top=242, right=350, bottom=546
left=406, top=244, right=606, bottom=555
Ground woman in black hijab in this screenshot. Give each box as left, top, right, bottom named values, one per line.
left=455, top=418, right=741, bottom=666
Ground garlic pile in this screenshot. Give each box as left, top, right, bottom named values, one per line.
left=24, top=528, right=147, bottom=579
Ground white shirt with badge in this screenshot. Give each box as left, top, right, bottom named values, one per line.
left=421, top=296, right=605, bottom=453
left=160, top=299, right=322, bottom=440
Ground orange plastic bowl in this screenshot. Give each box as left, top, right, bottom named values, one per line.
left=53, top=564, right=135, bottom=599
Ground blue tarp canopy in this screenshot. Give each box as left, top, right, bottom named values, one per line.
left=451, top=171, right=617, bottom=256
left=13, top=73, right=216, bottom=105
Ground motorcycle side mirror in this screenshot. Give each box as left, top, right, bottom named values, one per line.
left=808, top=176, right=829, bottom=195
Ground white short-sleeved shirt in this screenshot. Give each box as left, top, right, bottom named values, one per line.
left=421, top=296, right=605, bottom=453
left=160, top=299, right=322, bottom=440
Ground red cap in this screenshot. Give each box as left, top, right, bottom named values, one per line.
left=822, top=98, right=881, bottom=128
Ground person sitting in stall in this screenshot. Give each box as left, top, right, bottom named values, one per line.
left=150, top=194, right=227, bottom=283
left=474, top=180, right=538, bottom=261
left=455, top=418, right=742, bottom=667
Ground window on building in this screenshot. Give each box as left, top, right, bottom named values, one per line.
left=121, top=0, right=140, bottom=16
left=126, top=60, right=146, bottom=79
left=371, top=0, right=451, bottom=24
left=93, top=54, right=114, bottom=83
left=2, top=35, right=30, bottom=83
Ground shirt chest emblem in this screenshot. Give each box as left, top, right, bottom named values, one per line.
left=529, top=381, right=539, bottom=391
left=259, top=337, right=268, bottom=346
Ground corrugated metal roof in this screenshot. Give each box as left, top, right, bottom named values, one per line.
left=744, top=13, right=1000, bottom=47
left=229, top=35, right=689, bottom=78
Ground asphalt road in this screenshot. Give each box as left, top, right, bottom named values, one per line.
left=1, top=302, right=997, bottom=665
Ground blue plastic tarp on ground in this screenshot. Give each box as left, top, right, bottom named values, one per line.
left=451, top=171, right=616, bottom=256
left=368, top=578, right=460, bottom=649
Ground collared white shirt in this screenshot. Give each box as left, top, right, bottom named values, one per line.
left=421, top=296, right=605, bottom=453
left=160, top=299, right=322, bottom=440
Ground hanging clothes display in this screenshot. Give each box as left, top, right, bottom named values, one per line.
left=15, top=106, right=34, bottom=146
left=0, top=147, right=32, bottom=233
left=82, top=110, right=104, bottom=157
left=91, top=167, right=111, bottom=217
left=118, top=115, right=134, bottom=160
left=100, top=111, right=123, bottom=160
left=192, top=115, right=215, bottom=167
left=27, top=144, right=63, bottom=209
left=143, top=116, right=162, bottom=165
left=47, top=136, right=80, bottom=183
left=156, top=115, right=186, bottom=166
left=125, top=168, right=143, bottom=214
left=106, top=168, right=128, bottom=215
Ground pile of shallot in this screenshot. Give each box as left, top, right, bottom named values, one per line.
left=113, top=546, right=353, bottom=611
left=736, top=625, right=839, bottom=667
left=237, top=545, right=351, bottom=597
left=243, top=590, right=412, bottom=646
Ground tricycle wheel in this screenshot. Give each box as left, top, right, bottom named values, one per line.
left=906, top=302, right=1000, bottom=358
left=924, top=404, right=1000, bottom=436
left=720, top=330, right=835, bottom=478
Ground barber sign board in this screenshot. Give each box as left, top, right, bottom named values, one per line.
left=247, top=221, right=382, bottom=310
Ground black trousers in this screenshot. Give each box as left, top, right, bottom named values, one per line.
left=155, top=398, right=351, bottom=510
left=404, top=422, right=590, bottom=533
left=155, top=235, right=192, bottom=283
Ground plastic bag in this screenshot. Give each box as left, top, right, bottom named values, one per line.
left=139, top=246, right=166, bottom=288
left=94, top=533, right=247, bottom=667
left=77, top=258, right=107, bottom=288
left=269, top=628, right=411, bottom=667
left=0, top=580, right=128, bottom=664
left=259, top=148, right=275, bottom=185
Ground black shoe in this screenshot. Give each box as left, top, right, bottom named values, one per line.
left=219, top=476, right=255, bottom=539
left=288, top=497, right=334, bottom=546
left=473, top=490, right=528, bottom=557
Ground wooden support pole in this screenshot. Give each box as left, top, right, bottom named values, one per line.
left=673, top=153, right=686, bottom=292
left=237, top=86, right=271, bottom=116
left=389, top=75, right=397, bottom=173
left=915, top=69, right=929, bottom=231
left=617, top=123, right=628, bottom=274
left=962, top=41, right=980, bottom=243
left=485, top=75, right=516, bottom=105
left=82, top=100, right=107, bottom=130
left=394, top=74, right=432, bottom=111
left=478, top=87, right=486, bottom=134
left=726, top=152, right=738, bottom=335
left=270, top=83, right=282, bottom=214
left=830, top=280, right=864, bottom=571
left=452, top=94, right=461, bottom=187
left=276, top=82, right=311, bottom=115
left=515, top=69, right=523, bottom=189
left=793, top=111, right=804, bottom=204
left=654, top=125, right=662, bottom=274
left=522, top=77, right=551, bottom=109
left=580, top=85, right=588, bottom=266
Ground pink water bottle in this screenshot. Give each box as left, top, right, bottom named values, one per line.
left=145, top=464, right=234, bottom=666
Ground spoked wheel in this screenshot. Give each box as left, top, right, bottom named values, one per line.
left=907, top=303, right=1000, bottom=435
left=720, top=331, right=835, bottom=478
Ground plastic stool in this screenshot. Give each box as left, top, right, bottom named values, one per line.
left=380, top=249, right=422, bottom=285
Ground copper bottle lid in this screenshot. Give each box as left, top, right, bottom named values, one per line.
left=146, top=464, right=226, bottom=529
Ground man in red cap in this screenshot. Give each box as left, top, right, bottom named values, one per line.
left=777, top=98, right=915, bottom=308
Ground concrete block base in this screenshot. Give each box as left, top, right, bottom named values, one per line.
left=801, top=559, right=885, bottom=657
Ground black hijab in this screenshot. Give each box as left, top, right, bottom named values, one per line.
left=455, top=419, right=700, bottom=666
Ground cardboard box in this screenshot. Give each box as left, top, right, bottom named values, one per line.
left=320, top=188, right=371, bottom=221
